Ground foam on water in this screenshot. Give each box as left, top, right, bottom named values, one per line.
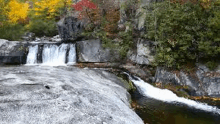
left=128, top=75, right=220, bottom=115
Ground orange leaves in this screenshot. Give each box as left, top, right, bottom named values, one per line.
left=104, top=9, right=120, bottom=33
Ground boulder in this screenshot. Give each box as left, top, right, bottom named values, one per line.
left=196, top=64, right=220, bottom=97
left=0, top=66, right=144, bottom=124
left=135, top=0, right=164, bottom=31
left=154, top=65, right=220, bottom=97
left=154, top=67, right=204, bottom=96
left=57, top=16, right=84, bottom=41
left=33, top=35, right=62, bottom=43
left=128, top=39, right=155, bottom=65
left=76, top=39, right=120, bottom=62
left=0, top=39, right=28, bottom=65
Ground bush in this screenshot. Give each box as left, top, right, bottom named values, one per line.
left=144, top=0, right=220, bottom=69
left=27, top=19, right=58, bottom=37
left=78, top=0, right=135, bottom=59
left=0, top=0, right=72, bottom=40
left=0, top=23, right=25, bottom=41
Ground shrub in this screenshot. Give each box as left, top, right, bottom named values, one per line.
left=144, top=0, right=220, bottom=69
left=0, top=0, right=26, bottom=40
left=0, top=23, right=25, bottom=41
left=6, top=0, right=29, bottom=24
left=75, top=0, right=135, bottom=59
left=33, top=0, right=72, bottom=19
left=27, top=18, right=58, bottom=37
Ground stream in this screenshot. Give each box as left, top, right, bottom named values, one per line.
left=8, top=43, right=220, bottom=123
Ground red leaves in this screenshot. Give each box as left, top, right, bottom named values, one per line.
left=72, top=0, right=97, bottom=11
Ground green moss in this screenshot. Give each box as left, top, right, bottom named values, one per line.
left=205, top=61, right=218, bottom=71
left=27, top=19, right=58, bottom=37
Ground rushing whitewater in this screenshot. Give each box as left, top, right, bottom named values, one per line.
left=128, top=75, right=220, bottom=115
left=42, top=44, right=68, bottom=66
left=67, top=44, right=76, bottom=65
left=26, top=45, right=38, bottom=65
left=26, top=43, right=76, bottom=66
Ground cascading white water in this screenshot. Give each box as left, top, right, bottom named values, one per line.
left=67, top=44, right=76, bottom=65
left=26, top=43, right=76, bottom=66
left=26, top=45, right=38, bottom=65
left=128, top=75, right=220, bottom=115
left=42, top=44, right=68, bottom=66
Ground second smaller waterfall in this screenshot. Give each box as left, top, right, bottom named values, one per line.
left=26, top=45, right=38, bottom=65
left=67, top=44, right=76, bottom=65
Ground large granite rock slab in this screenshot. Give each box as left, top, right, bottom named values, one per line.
left=0, top=66, right=143, bottom=124
left=0, top=39, right=28, bottom=65
left=76, top=39, right=120, bottom=63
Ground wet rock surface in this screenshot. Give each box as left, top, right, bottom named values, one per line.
left=57, top=16, right=84, bottom=41
left=0, top=39, right=28, bottom=65
left=0, top=66, right=143, bottom=124
left=76, top=39, right=120, bottom=63
left=154, top=65, right=220, bottom=97
left=127, top=39, right=155, bottom=65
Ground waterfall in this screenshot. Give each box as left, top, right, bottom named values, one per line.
left=26, top=43, right=76, bottom=66
left=128, top=74, right=220, bottom=115
left=42, top=44, right=68, bottom=66
left=67, top=44, right=76, bottom=65
left=26, top=45, right=38, bottom=65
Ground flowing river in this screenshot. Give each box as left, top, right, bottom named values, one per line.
left=2, top=43, right=220, bottom=123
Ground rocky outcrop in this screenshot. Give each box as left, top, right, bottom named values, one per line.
left=0, top=66, right=144, bottom=124
left=128, top=39, right=155, bottom=65
left=0, top=39, right=28, bottom=65
left=57, top=16, right=84, bottom=41
left=154, top=65, right=220, bottom=97
left=76, top=39, right=120, bottom=63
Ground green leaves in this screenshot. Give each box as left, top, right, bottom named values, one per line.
left=145, top=1, right=220, bottom=69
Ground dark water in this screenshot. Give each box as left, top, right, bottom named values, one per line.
left=131, top=90, right=220, bottom=124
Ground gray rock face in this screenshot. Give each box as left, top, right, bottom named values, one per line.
left=76, top=39, right=120, bottom=62
left=128, top=39, right=155, bottom=65
left=196, top=65, right=220, bottom=96
left=57, top=16, right=83, bottom=41
left=0, top=39, right=27, bottom=65
left=155, top=65, right=220, bottom=97
left=0, top=66, right=144, bottom=124
left=135, top=0, right=164, bottom=31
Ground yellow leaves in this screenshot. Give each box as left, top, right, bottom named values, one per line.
left=7, top=0, right=29, bottom=24
left=33, top=0, right=72, bottom=19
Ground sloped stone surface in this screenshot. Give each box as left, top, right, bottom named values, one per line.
left=0, top=66, right=143, bottom=124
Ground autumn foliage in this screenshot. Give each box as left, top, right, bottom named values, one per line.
left=4, top=0, right=29, bottom=24
left=72, top=0, right=97, bottom=11
left=72, top=0, right=120, bottom=37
